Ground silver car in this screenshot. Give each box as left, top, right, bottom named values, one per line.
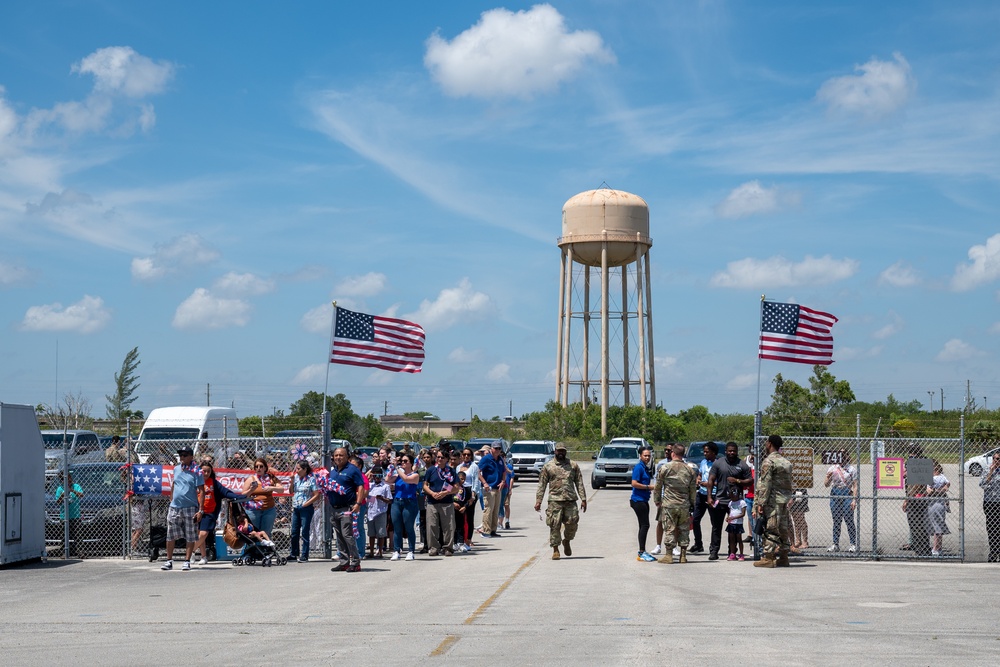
left=591, top=443, right=641, bottom=489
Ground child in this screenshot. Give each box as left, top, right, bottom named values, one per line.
left=238, top=515, right=274, bottom=546
left=927, top=461, right=950, bottom=556
left=366, top=466, right=392, bottom=558
left=453, top=471, right=469, bottom=552
left=725, top=485, right=746, bottom=561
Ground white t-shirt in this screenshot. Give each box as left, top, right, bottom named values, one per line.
left=728, top=499, right=746, bottom=524
left=827, top=464, right=857, bottom=490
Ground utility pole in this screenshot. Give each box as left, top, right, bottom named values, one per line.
left=383, top=400, right=388, bottom=416
left=508, top=400, right=513, bottom=417
left=207, top=383, right=211, bottom=406
left=940, top=387, right=944, bottom=413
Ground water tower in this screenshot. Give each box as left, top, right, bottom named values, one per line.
left=555, top=188, right=655, bottom=437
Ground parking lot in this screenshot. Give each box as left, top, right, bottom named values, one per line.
left=2, top=462, right=996, bottom=666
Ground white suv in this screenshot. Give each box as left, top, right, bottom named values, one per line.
left=509, top=440, right=556, bottom=477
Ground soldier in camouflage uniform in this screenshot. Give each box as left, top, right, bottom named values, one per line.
left=653, top=443, right=697, bottom=564
left=752, top=434, right=794, bottom=568
left=535, top=443, right=587, bottom=560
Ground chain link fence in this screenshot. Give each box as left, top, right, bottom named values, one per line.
left=753, top=414, right=999, bottom=562
left=44, top=432, right=340, bottom=562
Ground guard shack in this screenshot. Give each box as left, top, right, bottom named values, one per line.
left=0, top=403, right=45, bottom=565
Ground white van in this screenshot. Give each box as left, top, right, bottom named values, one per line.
left=137, top=406, right=239, bottom=463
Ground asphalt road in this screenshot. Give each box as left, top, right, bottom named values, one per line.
left=1, top=462, right=996, bottom=666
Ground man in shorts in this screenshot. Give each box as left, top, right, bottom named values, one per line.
left=161, top=446, right=204, bottom=571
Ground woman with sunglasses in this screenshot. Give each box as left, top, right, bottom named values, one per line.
left=241, top=457, right=285, bottom=536
left=387, top=453, right=420, bottom=560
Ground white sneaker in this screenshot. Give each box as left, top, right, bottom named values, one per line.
left=650, top=545, right=662, bottom=555
left=182, top=561, right=191, bottom=571
left=827, top=544, right=840, bottom=552
left=197, top=558, right=207, bottom=566
left=405, top=551, right=414, bottom=561
left=673, top=546, right=681, bottom=556
left=390, top=551, right=400, bottom=561
left=847, top=544, right=857, bottom=553
left=931, top=549, right=941, bottom=556
left=160, top=560, right=173, bottom=571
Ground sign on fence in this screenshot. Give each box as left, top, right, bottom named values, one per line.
left=876, top=458, right=904, bottom=489
left=822, top=450, right=847, bottom=465
left=904, top=458, right=933, bottom=486
left=784, top=447, right=814, bottom=488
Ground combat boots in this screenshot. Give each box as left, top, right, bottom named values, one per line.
left=753, top=556, right=776, bottom=568
left=658, top=552, right=673, bottom=564
left=776, top=553, right=790, bottom=567
left=562, top=540, right=572, bottom=556
left=678, top=547, right=688, bottom=563
left=552, top=546, right=560, bottom=560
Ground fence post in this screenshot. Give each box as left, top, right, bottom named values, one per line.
left=752, top=411, right=762, bottom=561
left=960, top=414, right=965, bottom=562
left=322, top=410, right=332, bottom=560
left=855, top=414, right=863, bottom=558
left=63, top=437, right=71, bottom=559
left=870, top=430, right=879, bottom=559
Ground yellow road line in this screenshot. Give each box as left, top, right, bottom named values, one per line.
left=429, top=634, right=460, bottom=657
left=463, top=554, right=538, bottom=625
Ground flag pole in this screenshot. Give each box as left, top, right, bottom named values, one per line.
left=756, top=294, right=765, bottom=414
left=323, top=301, right=338, bottom=416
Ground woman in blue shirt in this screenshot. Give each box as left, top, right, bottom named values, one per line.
left=630, top=448, right=656, bottom=562
left=388, top=453, right=420, bottom=561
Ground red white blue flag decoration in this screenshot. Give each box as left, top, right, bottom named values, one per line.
left=330, top=307, right=425, bottom=373
left=131, top=465, right=172, bottom=496
left=758, top=301, right=838, bottom=365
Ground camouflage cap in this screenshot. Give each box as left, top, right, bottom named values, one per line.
left=554, top=443, right=567, bottom=451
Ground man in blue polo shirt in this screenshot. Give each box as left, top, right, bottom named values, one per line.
left=321, top=447, right=366, bottom=572
left=424, top=448, right=457, bottom=556
left=477, top=441, right=504, bottom=537
left=161, top=446, right=204, bottom=572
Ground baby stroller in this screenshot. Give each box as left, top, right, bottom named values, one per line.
left=225, top=500, right=287, bottom=567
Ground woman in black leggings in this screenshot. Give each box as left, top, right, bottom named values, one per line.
left=630, top=448, right=656, bottom=562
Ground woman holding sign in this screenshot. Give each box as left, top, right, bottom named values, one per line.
left=824, top=451, right=858, bottom=552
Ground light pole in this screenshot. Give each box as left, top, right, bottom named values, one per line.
left=927, top=390, right=935, bottom=412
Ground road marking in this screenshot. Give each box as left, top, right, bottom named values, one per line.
left=427, top=554, right=538, bottom=657
left=464, top=554, right=538, bottom=625
left=429, top=634, right=460, bottom=657
left=588, top=489, right=600, bottom=503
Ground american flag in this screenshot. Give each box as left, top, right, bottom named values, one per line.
left=131, top=465, right=171, bottom=496
left=330, top=307, right=425, bottom=373
left=759, top=301, right=838, bottom=365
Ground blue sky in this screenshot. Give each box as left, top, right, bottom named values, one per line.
left=2, top=1, right=999, bottom=421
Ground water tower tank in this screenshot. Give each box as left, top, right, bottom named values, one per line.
left=559, top=189, right=651, bottom=267
left=555, top=188, right=656, bottom=438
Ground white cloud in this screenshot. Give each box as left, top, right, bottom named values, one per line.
left=816, top=52, right=915, bottom=118
left=424, top=4, right=614, bottom=99
left=710, top=254, right=859, bottom=288
left=132, top=234, right=220, bottom=281
left=715, top=180, right=798, bottom=219
left=873, top=312, right=904, bottom=340
left=24, top=46, right=174, bottom=137
left=837, top=346, right=883, bottom=361
left=486, top=363, right=511, bottom=382
left=951, top=233, right=1000, bottom=291
left=364, top=372, right=394, bottom=387
left=406, top=279, right=494, bottom=331
left=0, top=260, right=30, bottom=286
left=0, top=88, right=17, bottom=139
left=291, top=364, right=327, bottom=385
left=301, top=304, right=333, bottom=334
left=335, top=272, right=386, bottom=298
left=935, top=338, right=982, bottom=362
left=726, top=374, right=755, bottom=390
left=21, top=295, right=110, bottom=333
left=878, top=261, right=919, bottom=287
left=448, top=347, right=481, bottom=363
left=655, top=356, right=678, bottom=370
left=72, top=46, right=174, bottom=98
left=172, top=288, right=251, bottom=330
left=212, top=271, right=276, bottom=297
